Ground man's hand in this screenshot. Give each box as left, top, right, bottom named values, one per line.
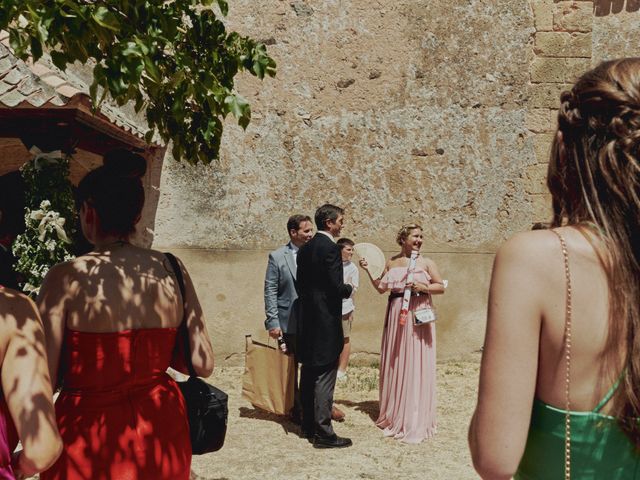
left=268, top=327, right=282, bottom=339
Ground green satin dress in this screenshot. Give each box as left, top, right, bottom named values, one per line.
left=515, top=380, right=640, bottom=479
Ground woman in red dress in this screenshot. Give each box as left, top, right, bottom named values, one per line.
left=38, top=150, right=214, bottom=480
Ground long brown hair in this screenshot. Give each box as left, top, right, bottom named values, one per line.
left=547, top=58, right=640, bottom=444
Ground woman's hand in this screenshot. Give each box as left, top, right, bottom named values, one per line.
left=407, top=281, right=429, bottom=294
left=359, top=258, right=369, bottom=270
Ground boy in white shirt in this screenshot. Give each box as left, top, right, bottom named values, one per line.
left=337, top=238, right=358, bottom=380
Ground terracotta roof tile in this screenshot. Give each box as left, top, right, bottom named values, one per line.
left=0, top=88, right=27, bottom=107
left=48, top=95, right=66, bottom=106
left=2, top=68, right=23, bottom=85
left=0, top=57, right=12, bottom=75
left=55, top=84, right=82, bottom=99
left=17, top=76, right=40, bottom=96
left=0, top=81, right=12, bottom=96
left=40, top=74, right=66, bottom=89
left=28, top=63, right=52, bottom=78
left=25, top=90, right=54, bottom=107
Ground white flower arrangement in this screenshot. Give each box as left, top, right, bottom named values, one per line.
left=12, top=152, right=76, bottom=297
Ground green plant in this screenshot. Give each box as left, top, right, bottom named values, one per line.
left=0, top=1, right=276, bottom=164
left=12, top=153, right=76, bottom=296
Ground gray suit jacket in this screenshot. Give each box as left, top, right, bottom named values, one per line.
left=264, top=243, right=298, bottom=334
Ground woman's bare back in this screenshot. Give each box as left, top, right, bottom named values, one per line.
left=44, top=245, right=182, bottom=333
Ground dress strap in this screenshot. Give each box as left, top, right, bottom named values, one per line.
left=550, top=229, right=572, bottom=480
left=592, top=375, right=623, bottom=413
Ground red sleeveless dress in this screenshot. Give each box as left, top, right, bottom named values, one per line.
left=41, top=327, right=191, bottom=480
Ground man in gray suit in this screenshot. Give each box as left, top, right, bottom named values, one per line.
left=264, top=214, right=314, bottom=422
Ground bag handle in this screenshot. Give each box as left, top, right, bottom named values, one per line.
left=165, top=252, right=197, bottom=378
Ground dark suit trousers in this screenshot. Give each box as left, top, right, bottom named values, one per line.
left=283, top=333, right=302, bottom=417
left=300, top=361, right=338, bottom=438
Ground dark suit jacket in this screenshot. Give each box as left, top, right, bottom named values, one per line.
left=296, top=232, right=353, bottom=367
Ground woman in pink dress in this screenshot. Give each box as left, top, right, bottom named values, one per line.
left=360, top=224, right=445, bottom=443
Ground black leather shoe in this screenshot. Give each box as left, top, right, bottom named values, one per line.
left=313, top=434, right=352, bottom=449
left=300, top=428, right=314, bottom=443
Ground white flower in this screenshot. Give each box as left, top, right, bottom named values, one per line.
left=29, top=209, right=44, bottom=221
left=23, top=283, right=41, bottom=295
left=36, top=211, right=70, bottom=243
left=40, top=200, right=51, bottom=209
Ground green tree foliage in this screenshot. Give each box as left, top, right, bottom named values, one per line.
left=0, top=1, right=276, bottom=164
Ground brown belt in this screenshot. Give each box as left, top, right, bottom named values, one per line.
left=388, top=291, right=421, bottom=301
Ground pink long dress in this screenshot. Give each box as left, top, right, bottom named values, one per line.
left=376, top=266, right=437, bottom=443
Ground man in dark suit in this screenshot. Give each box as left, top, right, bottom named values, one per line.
left=296, top=204, right=353, bottom=448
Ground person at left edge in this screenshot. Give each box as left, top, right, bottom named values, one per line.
left=264, top=214, right=314, bottom=423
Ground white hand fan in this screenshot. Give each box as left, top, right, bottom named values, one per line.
left=353, top=243, right=386, bottom=280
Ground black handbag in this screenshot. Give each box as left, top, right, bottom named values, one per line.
left=165, top=253, right=228, bottom=454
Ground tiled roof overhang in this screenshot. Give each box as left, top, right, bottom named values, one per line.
left=0, top=35, right=160, bottom=156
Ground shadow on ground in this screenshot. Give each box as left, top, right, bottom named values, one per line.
left=335, top=399, right=379, bottom=422
left=238, top=406, right=303, bottom=436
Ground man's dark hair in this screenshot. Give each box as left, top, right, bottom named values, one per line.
left=314, top=204, right=344, bottom=231
left=337, top=237, right=354, bottom=249
left=287, top=214, right=312, bottom=234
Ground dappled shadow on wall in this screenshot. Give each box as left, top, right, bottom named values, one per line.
left=594, top=0, right=640, bottom=16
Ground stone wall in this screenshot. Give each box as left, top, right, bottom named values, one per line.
left=151, top=1, right=639, bottom=360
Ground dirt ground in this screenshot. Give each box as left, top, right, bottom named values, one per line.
left=190, top=354, right=481, bottom=480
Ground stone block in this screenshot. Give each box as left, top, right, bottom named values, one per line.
left=526, top=108, right=557, bottom=132
left=531, top=57, right=565, bottom=83
left=530, top=57, right=591, bottom=83
left=525, top=163, right=549, bottom=194
left=533, top=133, right=555, bottom=164
left=530, top=193, right=553, bottom=222
left=532, top=0, right=554, bottom=31
left=553, top=1, right=593, bottom=32
left=534, top=32, right=591, bottom=57
left=527, top=83, right=571, bottom=108
left=563, top=57, right=592, bottom=82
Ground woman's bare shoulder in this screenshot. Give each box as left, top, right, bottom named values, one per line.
left=0, top=287, right=40, bottom=332
left=495, top=229, right=564, bottom=276
left=387, top=254, right=406, bottom=268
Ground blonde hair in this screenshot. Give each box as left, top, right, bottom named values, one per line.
left=549, top=58, right=640, bottom=445
left=396, top=223, right=423, bottom=246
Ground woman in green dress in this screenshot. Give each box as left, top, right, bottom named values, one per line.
left=468, top=58, right=640, bottom=479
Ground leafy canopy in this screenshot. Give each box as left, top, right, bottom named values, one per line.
left=0, top=1, right=276, bottom=164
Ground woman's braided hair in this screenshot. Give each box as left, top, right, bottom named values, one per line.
left=548, top=58, right=640, bottom=445
left=396, top=223, right=423, bottom=246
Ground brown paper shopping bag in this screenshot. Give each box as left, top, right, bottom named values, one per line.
left=241, top=335, right=295, bottom=415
